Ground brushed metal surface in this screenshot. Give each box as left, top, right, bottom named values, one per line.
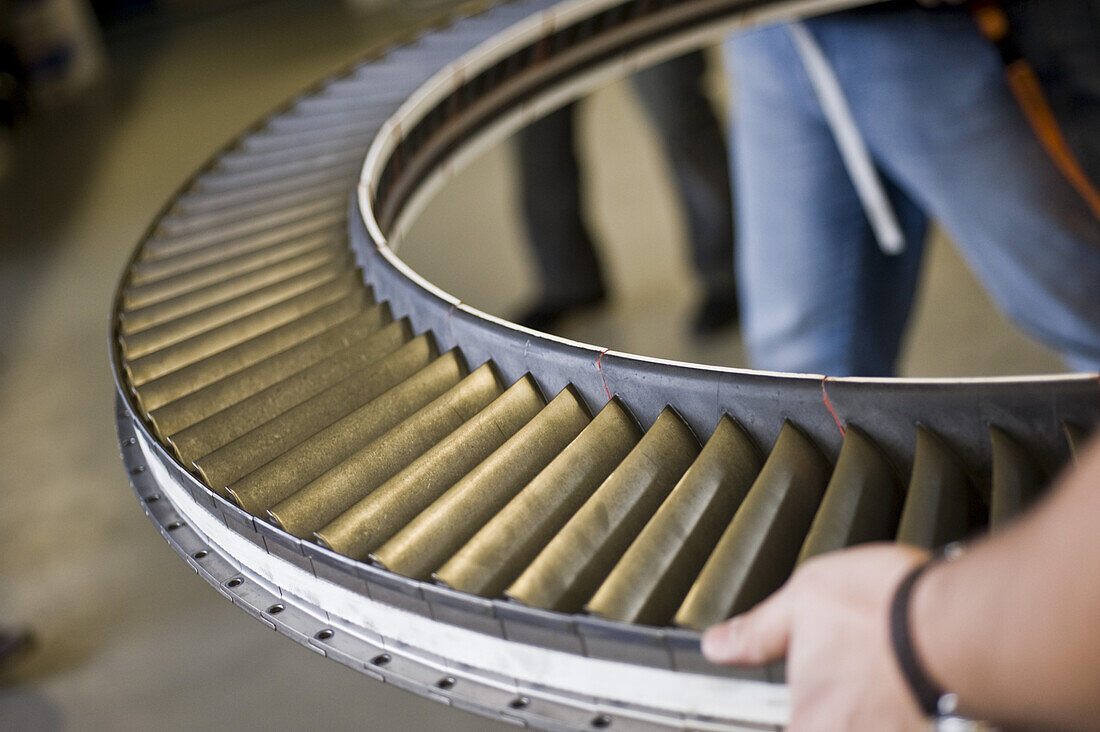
left=222, top=347, right=466, bottom=511
left=435, top=397, right=642, bottom=599
left=675, top=422, right=830, bottom=629
left=587, top=416, right=763, bottom=626
left=312, top=374, right=545, bottom=553
left=373, top=385, right=591, bottom=580
left=507, top=407, right=700, bottom=613
left=277, top=363, right=505, bottom=541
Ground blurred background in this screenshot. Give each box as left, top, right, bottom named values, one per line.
left=0, top=0, right=1065, bottom=730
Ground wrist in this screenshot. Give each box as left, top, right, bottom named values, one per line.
left=892, top=544, right=965, bottom=718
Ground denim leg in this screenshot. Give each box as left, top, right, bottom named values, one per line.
left=513, top=104, right=605, bottom=303
left=725, top=28, right=927, bottom=377
left=808, top=9, right=1100, bottom=371
left=631, top=52, right=736, bottom=295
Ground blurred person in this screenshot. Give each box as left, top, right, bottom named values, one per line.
left=0, top=626, right=34, bottom=671
left=9, top=0, right=104, bottom=104
left=0, top=37, right=24, bottom=175
left=514, top=51, right=738, bottom=336
left=701, top=429, right=1100, bottom=730
left=724, top=1, right=1100, bottom=377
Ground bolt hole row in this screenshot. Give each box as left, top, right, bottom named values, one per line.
left=166, top=521, right=184, bottom=531
left=181, top=561, right=609, bottom=728
left=505, top=697, right=607, bottom=726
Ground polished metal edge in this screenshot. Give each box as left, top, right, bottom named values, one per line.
left=115, top=394, right=788, bottom=730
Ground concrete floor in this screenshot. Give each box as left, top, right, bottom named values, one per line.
left=0, top=1, right=1070, bottom=731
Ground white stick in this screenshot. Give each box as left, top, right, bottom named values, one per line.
left=789, top=21, right=906, bottom=255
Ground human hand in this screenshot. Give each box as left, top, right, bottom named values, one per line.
left=701, top=544, right=931, bottom=731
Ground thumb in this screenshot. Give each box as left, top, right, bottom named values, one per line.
left=700, top=584, right=794, bottom=666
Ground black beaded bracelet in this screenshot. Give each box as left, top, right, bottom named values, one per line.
left=889, top=545, right=963, bottom=719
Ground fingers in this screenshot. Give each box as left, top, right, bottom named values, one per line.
left=701, top=582, right=794, bottom=665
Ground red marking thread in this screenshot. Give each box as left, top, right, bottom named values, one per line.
left=821, top=377, right=846, bottom=436
left=596, top=349, right=612, bottom=401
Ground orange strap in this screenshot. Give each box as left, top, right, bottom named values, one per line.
left=1004, top=60, right=1100, bottom=221
left=972, top=1, right=1100, bottom=222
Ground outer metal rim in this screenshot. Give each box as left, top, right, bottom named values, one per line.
left=116, top=395, right=788, bottom=731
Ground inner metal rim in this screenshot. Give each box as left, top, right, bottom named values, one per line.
left=355, top=0, right=1090, bottom=388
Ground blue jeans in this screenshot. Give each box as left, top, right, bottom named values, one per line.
left=725, top=7, right=1100, bottom=376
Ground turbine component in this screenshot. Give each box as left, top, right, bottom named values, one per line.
left=112, top=0, right=1099, bottom=729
